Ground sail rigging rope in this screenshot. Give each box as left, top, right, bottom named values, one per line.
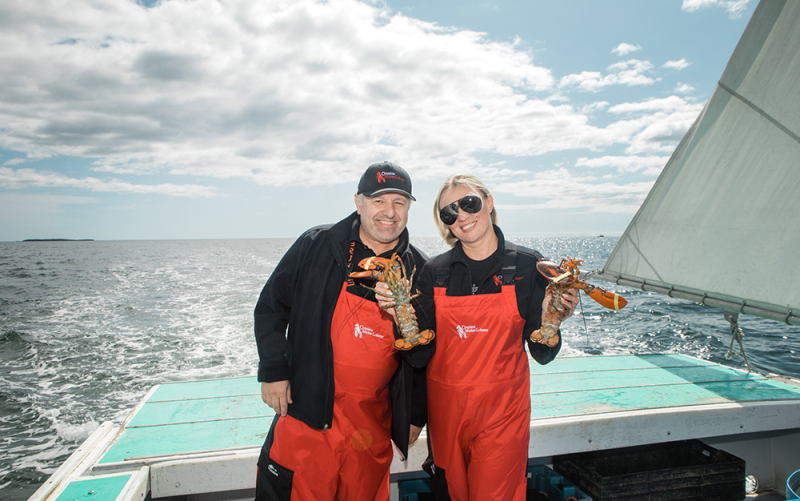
left=724, top=311, right=753, bottom=372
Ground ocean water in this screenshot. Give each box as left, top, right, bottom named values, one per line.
left=1, top=237, right=798, bottom=501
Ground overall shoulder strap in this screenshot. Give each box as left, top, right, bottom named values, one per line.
left=501, top=241, right=517, bottom=285
left=435, top=266, right=449, bottom=287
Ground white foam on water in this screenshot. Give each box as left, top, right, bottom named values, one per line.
left=54, top=419, right=99, bottom=443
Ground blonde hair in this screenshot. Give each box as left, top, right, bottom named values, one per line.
left=433, top=174, right=498, bottom=248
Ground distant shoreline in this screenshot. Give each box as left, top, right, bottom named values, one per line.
left=22, top=239, right=94, bottom=242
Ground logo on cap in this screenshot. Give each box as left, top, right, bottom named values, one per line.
left=376, top=171, right=405, bottom=183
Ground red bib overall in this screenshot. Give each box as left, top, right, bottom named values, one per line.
left=268, top=283, right=399, bottom=501
left=427, top=284, right=530, bottom=501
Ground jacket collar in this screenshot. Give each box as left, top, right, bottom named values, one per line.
left=451, top=224, right=506, bottom=266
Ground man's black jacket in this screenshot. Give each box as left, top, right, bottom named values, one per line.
left=254, top=211, right=429, bottom=459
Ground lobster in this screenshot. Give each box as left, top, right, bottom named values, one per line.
left=349, top=253, right=435, bottom=351
left=531, top=257, right=627, bottom=347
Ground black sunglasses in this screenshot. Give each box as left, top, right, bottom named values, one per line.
left=439, top=195, right=484, bottom=226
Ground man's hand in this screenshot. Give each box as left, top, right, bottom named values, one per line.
left=261, top=380, right=292, bottom=416
left=409, top=425, right=422, bottom=446
left=375, top=282, right=397, bottom=320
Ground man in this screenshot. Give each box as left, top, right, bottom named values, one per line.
left=254, top=162, right=429, bottom=501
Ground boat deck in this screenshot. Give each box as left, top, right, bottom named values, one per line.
left=34, top=354, right=800, bottom=500
left=100, top=376, right=268, bottom=464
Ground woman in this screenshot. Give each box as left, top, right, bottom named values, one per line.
left=396, top=174, right=578, bottom=501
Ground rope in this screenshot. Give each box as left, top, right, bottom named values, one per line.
left=724, top=311, right=753, bottom=372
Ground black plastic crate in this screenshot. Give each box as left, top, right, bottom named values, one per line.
left=552, top=440, right=745, bottom=501
left=526, top=465, right=592, bottom=501
left=397, top=465, right=591, bottom=500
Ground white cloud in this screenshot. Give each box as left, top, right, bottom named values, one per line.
left=673, top=83, right=696, bottom=94
left=0, top=0, right=577, bottom=186
left=493, top=168, right=655, bottom=214
left=0, top=0, right=704, bottom=209
left=663, top=58, right=690, bottom=70
left=576, top=155, right=668, bottom=176
left=0, top=167, right=216, bottom=197
left=606, top=96, right=704, bottom=154
left=609, top=96, right=695, bottom=114
left=559, top=59, right=656, bottom=92
left=579, top=101, right=610, bottom=114
left=682, top=0, right=751, bottom=19
left=612, top=43, right=641, bottom=56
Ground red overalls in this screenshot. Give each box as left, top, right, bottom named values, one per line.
left=427, top=282, right=530, bottom=501
left=267, top=282, right=399, bottom=500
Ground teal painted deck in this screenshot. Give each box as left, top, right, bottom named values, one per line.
left=529, top=354, right=800, bottom=419
left=99, top=355, right=800, bottom=464
left=54, top=475, right=131, bottom=501
left=100, top=376, right=273, bottom=464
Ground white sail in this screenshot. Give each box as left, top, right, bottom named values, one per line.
left=598, top=0, right=800, bottom=326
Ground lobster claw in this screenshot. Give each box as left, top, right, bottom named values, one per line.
left=349, top=256, right=393, bottom=280
left=357, top=256, right=392, bottom=270
left=536, top=260, right=578, bottom=285
left=537, top=258, right=628, bottom=311
left=578, top=283, right=627, bottom=310
left=530, top=256, right=628, bottom=347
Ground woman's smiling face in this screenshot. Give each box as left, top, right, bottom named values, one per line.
left=438, top=185, right=494, bottom=247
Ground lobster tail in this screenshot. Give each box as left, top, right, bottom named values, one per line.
left=394, top=329, right=434, bottom=351
left=530, top=325, right=560, bottom=347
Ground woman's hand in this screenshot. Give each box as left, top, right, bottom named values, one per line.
left=560, top=289, right=580, bottom=319
left=542, top=288, right=580, bottom=324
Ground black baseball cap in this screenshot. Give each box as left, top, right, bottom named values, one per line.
left=357, top=162, right=416, bottom=201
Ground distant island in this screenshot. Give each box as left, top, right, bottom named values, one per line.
left=22, top=239, right=94, bottom=242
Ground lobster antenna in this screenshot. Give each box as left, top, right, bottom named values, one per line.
left=579, top=292, right=590, bottom=345
left=334, top=274, right=376, bottom=337
left=410, top=290, right=431, bottom=326
left=579, top=267, right=601, bottom=348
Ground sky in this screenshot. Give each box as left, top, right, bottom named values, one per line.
left=0, top=0, right=758, bottom=241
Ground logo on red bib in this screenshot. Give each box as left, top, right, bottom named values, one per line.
left=456, top=324, right=488, bottom=339
left=355, top=323, right=384, bottom=339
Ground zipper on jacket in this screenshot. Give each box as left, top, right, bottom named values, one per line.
left=324, top=230, right=342, bottom=432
